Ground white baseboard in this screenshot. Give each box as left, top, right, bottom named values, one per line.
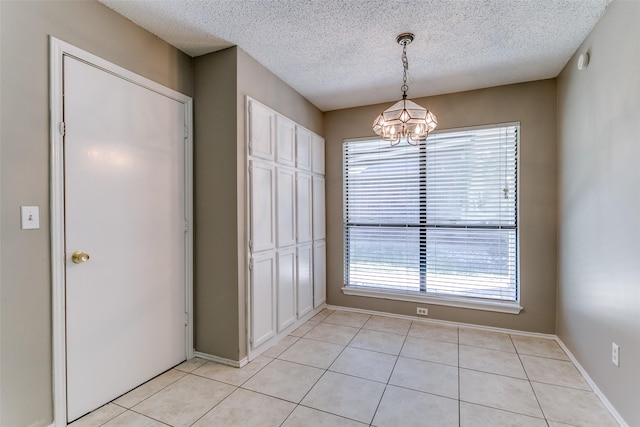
left=326, top=304, right=557, bottom=339
left=192, top=352, right=248, bottom=368
left=555, top=340, right=628, bottom=427
left=326, top=304, right=627, bottom=426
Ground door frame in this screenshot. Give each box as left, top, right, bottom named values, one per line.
left=49, top=37, right=194, bottom=426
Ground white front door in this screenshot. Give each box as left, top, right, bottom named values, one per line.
left=64, top=55, right=186, bottom=422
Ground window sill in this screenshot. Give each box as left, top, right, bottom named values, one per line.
left=341, top=286, right=523, bottom=315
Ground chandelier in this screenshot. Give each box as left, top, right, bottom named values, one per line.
left=373, top=33, right=438, bottom=145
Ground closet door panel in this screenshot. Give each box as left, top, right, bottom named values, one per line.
left=250, top=160, right=276, bottom=252
left=312, top=176, right=325, bottom=240
left=277, top=248, right=297, bottom=332
left=313, top=240, right=326, bottom=308
left=296, top=126, right=312, bottom=171
left=296, top=173, right=313, bottom=244
left=276, top=115, right=296, bottom=166
left=250, top=251, right=276, bottom=349
left=276, top=167, right=296, bottom=248
left=248, top=100, right=274, bottom=161
left=311, top=134, right=325, bottom=174
left=297, top=243, right=313, bottom=318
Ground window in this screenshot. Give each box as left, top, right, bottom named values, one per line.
left=343, top=123, right=519, bottom=306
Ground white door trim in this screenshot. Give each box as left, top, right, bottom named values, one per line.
left=49, top=36, right=194, bottom=426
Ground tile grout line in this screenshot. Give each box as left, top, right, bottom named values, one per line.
left=322, top=312, right=379, bottom=425
left=283, top=311, right=371, bottom=423
left=510, top=333, right=549, bottom=424
left=86, top=404, right=123, bottom=427
left=457, top=401, right=551, bottom=424
left=368, top=318, right=412, bottom=425
left=458, top=330, right=553, bottom=424
left=175, top=371, right=238, bottom=426
left=140, top=409, right=173, bottom=427
left=90, top=365, right=190, bottom=426
left=324, top=312, right=409, bottom=426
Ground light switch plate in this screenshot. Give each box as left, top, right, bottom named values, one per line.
left=21, top=206, right=40, bottom=229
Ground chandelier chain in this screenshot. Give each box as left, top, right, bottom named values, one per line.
left=401, top=43, right=409, bottom=98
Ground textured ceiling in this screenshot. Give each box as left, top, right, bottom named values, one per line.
left=98, top=0, right=611, bottom=111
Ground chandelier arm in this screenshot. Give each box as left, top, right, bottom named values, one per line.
left=407, top=130, right=427, bottom=145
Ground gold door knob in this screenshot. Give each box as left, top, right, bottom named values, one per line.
left=71, top=251, right=90, bottom=264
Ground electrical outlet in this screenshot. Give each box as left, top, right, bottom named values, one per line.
left=612, top=343, right=619, bottom=367
left=416, top=307, right=428, bottom=316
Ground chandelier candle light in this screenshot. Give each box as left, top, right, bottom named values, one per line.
left=373, top=33, right=438, bottom=145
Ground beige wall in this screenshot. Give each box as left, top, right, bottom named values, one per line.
left=193, top=48, right=240, bottom=360
left=193, top=47, right=322, bottom=361
left=0, top=1, right=193, bottom=426
left=324, top=80, right=558, bottom=333
left=557, top=1, right=640, bottom=425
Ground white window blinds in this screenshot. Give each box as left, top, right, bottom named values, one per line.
left=343, top=123, right=518, bottom=302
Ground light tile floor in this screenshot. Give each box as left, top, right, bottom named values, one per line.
left=70, top=309, right=620, bottom=427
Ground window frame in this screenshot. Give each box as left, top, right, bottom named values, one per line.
left=342, top=123, right=522, bottom=314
